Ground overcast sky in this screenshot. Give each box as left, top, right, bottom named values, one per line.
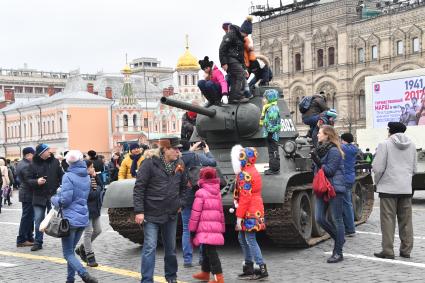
left=0, top=0, right=291, bottom=74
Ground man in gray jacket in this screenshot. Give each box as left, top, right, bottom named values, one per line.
left=373, top=122, right=417, bottom=259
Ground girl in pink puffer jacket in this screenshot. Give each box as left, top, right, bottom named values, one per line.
left=189, top=167, right=225, bottom=283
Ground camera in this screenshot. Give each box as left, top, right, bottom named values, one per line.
left=199, top=141, right=206, bottom=148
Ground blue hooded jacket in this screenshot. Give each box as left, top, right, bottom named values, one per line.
left=51, top=160, right=90, bottom=228
left=314, top=146, right=346, bottom=193
left=342, top=143, right=358, bottom=185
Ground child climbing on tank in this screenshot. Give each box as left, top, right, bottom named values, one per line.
left=198, top=56, right=229, bottom=106
left=231, top=145, right=269, bottom=281
left=190, top=167, right=225, bottom=283
left=260, top=89, right=281, bottom=175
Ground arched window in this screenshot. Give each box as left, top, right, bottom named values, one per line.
left=123, top=114, right=128, bottom=127
left=295, top=53, right=301, bottom=71
left=328, top=47, right=335, bottom=66
left=371, top=45, right=378, bottom=60
left=397, top=40, right=404, bottom=55
left=413, top=37, right=420, bottom=53
left=133, top=114, right=137, bottom=127
left=358, top=48, right=365, bottom=63
left=162, top=117, right=167, bottom=132
left=48, top=121, right=51, bottom=134
left=59, top=118, right=63, bottom=132
left=274, top=57, right=281, bottom=74
left=358, top=90, right=366, bottom=119
left=317, top=49, right=324, bottom=68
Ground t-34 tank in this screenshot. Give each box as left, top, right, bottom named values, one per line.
left=103, top=87, right=374, bottom=247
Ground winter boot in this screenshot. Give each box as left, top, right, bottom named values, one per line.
left=251, top=264, right=268, bottom=280
left=238, top=261, right=254, bottom=279
left=86, top=252, right=98, bottom=267
left=81, top=273, right=98, bottom=283
left=208, top=273, right=224, bottom=283
left=75, top=244, right=87, bottom=262
left=192, top=271, right=210, bottom=281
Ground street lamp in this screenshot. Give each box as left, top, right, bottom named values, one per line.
left=143, top=63, right=150, bottom=141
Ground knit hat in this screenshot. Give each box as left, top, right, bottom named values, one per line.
left=66, top=150, right=83, bottom=164
left=240, top=16, right=253, bottom=35
left=187, top=111, right=197, bottom=120
left=129, top=143, right=140, bottom=151
left=341, top=133, right=354, bottom=144
left=198, top=56, right=214, bottom=70
left=35, top=143, right=50, bottom=156
left=388, top=122, right=407, bottom=135
left=199, top=166, right=217, bottom=180
left=22, top=147, right=35, bottom=156
left=87, top=150, right=97, bottom=158
left=264, top=89, right=279, bottom=103
left=222, top=21, right=231, bottom=31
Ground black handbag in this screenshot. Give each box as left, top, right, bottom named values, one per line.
left=45, top=207, right=70, bottom=238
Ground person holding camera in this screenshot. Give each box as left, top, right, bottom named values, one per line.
left=30, top=143, right=63, bottom=252
left=180, top=140, right=217, bottom=268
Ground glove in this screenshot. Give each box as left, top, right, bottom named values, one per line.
left=311, top=151, right=322, bottom=168
left=236, top=217, right=243, bottom=231
left=221, top=95, right=229, bottom=105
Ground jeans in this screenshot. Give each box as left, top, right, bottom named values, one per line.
left=201, top=244, right=222, bottom=274
left=17, top=201, right=34, bottom=244
left=61, top=227, right=88, bottom=282
left=238, top=231, right=264, bottom=265
left=315, top=193, right=345, bottom=255
left=342, top=183, right=356, bottom=234
left=141, top=218, right=178, bottom=283
left=181, top=206, right=193, bottom=264
left=198, top=80, right=222, bottom=105
left=33, top=203, right=51, bottom=247
left=248, top=68, right=271, bottom=88
left=83, top=217, right=102, bottom=253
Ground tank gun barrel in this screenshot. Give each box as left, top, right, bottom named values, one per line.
left=160, top=96, right=216, bottom=117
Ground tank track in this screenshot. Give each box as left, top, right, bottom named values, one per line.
left=356, top=178, right=374, bottom=225
left=108, top=208, right=144, bottom=245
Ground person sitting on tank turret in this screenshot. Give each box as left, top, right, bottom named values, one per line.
left=312, top=109, right=338, bottom=147
left=301, top=91, right=329, bottom=137
left=259, top=89, right=281, bottom=175
left=247, top=55, right=273, bottom=90
left=181, top=110, right=197, bottom=141
left=197, top=56, right=229, bottom=107
left=219, top=18, right=250, bottom=104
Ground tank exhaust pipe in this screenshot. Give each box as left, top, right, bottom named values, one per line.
left=160, top=96, right=216, bottom=118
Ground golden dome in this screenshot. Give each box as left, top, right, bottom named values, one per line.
left=176, top=35, right=200, bottom=71
left=121, top=64, right=132, bottom=75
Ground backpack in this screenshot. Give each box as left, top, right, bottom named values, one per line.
left=299, top=96, right=313, bottom=114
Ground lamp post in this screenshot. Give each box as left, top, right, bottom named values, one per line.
left=143, top=63, right=150, bottom=141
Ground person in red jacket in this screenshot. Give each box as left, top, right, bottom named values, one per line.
left=231, top=145, right=268, bottom=281
left=189, top=167, right=225, bottom=283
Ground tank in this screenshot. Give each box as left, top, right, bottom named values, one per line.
left=103, top=87, right=375, bottom=247
left=413, top=149, right=425, bottom=193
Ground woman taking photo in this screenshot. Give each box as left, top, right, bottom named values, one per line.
left=51, top=150, right=98, bottom=283
left=311, top=125, right=346, bottom=263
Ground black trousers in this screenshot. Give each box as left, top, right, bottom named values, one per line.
left=201, top=244, right=222, bottom=275
left=267, top=133, right=280, bottom=171
left=228, top=62, right=245, bottom=100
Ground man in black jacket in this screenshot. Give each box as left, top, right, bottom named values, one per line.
left=16, top=147, right=36, bottom=247
left=30, top=143, right=63, bottom=251
left=134, top=137, right=186, bottom=283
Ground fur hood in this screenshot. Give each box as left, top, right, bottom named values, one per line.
left=256, top=54, right=270, bottom=66
left=143, top=148, right=160, bottom=159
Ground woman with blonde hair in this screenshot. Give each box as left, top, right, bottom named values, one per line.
left=311, top=125, right=346, bottom=263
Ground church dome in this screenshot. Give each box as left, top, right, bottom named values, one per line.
left=176, top=36, right=200, bottom=71
left=121, top=64, right=132, bottom=75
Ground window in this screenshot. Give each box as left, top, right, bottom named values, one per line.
left=30, top=123, right=33, bottom=137
left=359, top=90, right=366, bottom=119
left=317, top=49, right=324, bottom=68
left=144, top=118, right=148, bottom=128
left=123, top=115, right=128, bottom=127
left=25, top=87, right=33, bottom=93
left=413, top=37, right=420, bottom=53
left=397, top=40, right=404, bottom=55
left=52, top=121, right=55, bottom=133
left=178, top=76, right=181, bottom=86
left=274, top=57, right=281, bottom=74
left=59, top=118, right=62, bottom=132
left=43, top=122, right=46, bottom=134
left=24, top=124, right=27, bottom=137
left=172, top=122, right=176, bottom=130
left=295, top=97, right=300, bottom=123
left=328, top=47, right=335, bottom=66
left=295, top=53, right=301, bottom=71
left=358, top=48, right=365, bottom=63
left=162, top=118, right=167, bottom=132
left=184, top=75, right=188, bottom=85
left=192, top=75, right=196, bottom=85
left=48, top=121, right=50, bottom=134
left=133, top=114, right=137, bottom=127
left=371, top=45, right=378, bottom=60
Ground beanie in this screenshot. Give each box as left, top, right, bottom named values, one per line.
left=87, top=150, right=97, bottom=158
left=341, top=133, right=354, bottom=144
left=129, top=143, right=140, bottom=151
left=35, top=143, right=50, bottom=156
left=66, top=150, right=83, bottom=165
left=22, top=147, right=35, bottom=156
left=388, top=122, right=407, bottom=135
left=199, top=166, right=217, bottom=180
left=240, top=16, right=253, bottom=35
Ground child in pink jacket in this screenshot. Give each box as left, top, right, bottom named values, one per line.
left=198, top=56, right=229, bottom=106
left=189, top=166, right=225, bottom=283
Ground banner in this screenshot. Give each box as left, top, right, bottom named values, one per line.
left=372, top=75, right=425, bottom=128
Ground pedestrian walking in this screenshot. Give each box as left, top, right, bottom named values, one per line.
left=1, top=157, right=14, bottom=206
left=16, top=147, right=36, bottom=247
left=134, top=137, right=186, bottom=283
left=190, top=167, right=225, bottom=283
left=108, top=152, right=122, bottom=182
left=51, top=150, right=98, bottom=283
left=118, top=144, right=144, bottom=180
left=231, top=145, right=268, bottom=280
left=373, top=122, right=417, bottom=259
left=341, top=132, right=358, bottom=236
left=75, top=160, right=103, bottom=267
left=31, top=143, right=64, bottom=251
left=181, top=140, right=217, bottom=268
left=0, top=158, right=10, bottom=213
left=311, top=125, right=346, bottom=263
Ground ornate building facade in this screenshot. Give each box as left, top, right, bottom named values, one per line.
left=253, top=0, right=425, bottom=133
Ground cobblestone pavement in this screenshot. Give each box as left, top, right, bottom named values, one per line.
left=1, top=190, right=425, bottom=282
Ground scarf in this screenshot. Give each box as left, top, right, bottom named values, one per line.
left=90, top=176, right=98, bottom=190
left=315, top=142, right=335, bottom=158
left=130, top=153, right=142, bottom=178
left=160, top=152, right=178, bottom=175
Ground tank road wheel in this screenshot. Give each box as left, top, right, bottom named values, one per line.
left=311, top=194, right=325, bottom=237
left=108, top=208, right=144, bottom=245
left=352, top=182, right=364, bottom=221
left=291, top=191, right=312, bottom=240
